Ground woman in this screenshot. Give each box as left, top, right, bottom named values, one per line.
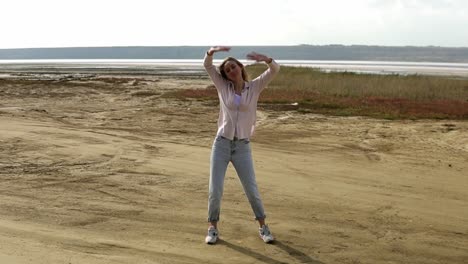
left=203, top=46, right=280, bottom=244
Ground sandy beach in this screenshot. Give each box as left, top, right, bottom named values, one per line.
left=0, top=68, right=467, bottom=263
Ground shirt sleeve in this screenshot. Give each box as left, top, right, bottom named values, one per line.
left=204, top=53, right=227, bottom=91
left=251, top=59, right=280, bottom=93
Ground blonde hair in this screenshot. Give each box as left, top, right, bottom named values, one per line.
left=219, top=57, right=249, bottom=81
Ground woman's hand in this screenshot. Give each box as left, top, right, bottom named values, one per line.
left=246, top=52, right=272, bottom=63
left=208, top=46, right=231, bottom=56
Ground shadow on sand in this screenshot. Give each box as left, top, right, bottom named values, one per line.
left=219, top=239, right=324, bottom=264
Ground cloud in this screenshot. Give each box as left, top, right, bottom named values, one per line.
left=0, top=0, right=467, bottom=48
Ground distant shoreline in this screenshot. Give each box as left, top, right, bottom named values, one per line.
left=1, top=45, right=468, bottom=62
left=1, top=59, right=468, bottom=77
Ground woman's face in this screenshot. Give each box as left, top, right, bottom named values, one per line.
left=223, top=60, right=242, bottom=81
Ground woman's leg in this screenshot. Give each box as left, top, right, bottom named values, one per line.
left=231, top=140, right=266, bottom=222
left=207, top=136, right=231, bottom=225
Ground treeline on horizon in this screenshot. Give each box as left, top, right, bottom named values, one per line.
left=1, top=45, right=468, bottom=62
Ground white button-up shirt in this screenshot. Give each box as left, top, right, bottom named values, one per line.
left=204, top=53, right=280, bottom=140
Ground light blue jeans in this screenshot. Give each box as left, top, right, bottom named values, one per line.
left=208, top=136, right=266, bottom=222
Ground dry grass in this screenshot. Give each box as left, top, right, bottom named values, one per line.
left=249, top=64, right=468, bottom=101
left=165, top=64, right=468, bottom=119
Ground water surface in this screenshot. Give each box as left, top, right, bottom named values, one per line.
left=1, top=59, right=468, bottom=77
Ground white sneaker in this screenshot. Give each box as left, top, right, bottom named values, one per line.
left=205, top=226, right=218, bottom=244
left=259, top=225, right=274, bottom=243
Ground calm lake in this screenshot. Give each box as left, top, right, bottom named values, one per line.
left=1, top=59, right=468, bottom=77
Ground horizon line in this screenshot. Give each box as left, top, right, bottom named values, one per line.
left=2, top=44, right=468, bottom=50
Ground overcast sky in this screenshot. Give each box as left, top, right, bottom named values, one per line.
left=2, top=0, right=467, bottom=49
